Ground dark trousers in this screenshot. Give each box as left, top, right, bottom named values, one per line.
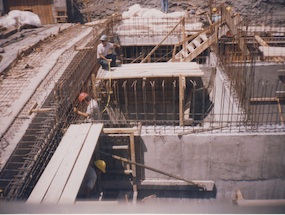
left=98, top=53, right=117, bottom=70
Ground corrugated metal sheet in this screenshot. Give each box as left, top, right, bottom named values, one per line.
left=4, top=0, right=54, bottom=24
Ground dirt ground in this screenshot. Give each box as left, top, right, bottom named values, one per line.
left=92, top=0, right=285, bottom=25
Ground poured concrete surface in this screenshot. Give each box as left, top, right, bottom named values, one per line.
left=139, top=133, right=285, bottom=200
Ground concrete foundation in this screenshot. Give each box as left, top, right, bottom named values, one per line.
left=139, top=133, right=285, bottom=200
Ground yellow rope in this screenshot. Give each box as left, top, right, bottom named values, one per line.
left=101, top=77, right=112, bottom=113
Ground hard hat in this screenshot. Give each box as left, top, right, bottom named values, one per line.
left=95, top=160, right=106, bottom=173
left=100, top=34, right=108, bottom=41
left=212, top=7, right=217, bottom=13
left=78, top=92, right=88, bottom=102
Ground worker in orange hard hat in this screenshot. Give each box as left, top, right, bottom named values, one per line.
left=78, top=159, right=106, bottom=199
left=78, top=92, right=88, bottom=102
left=74, top=92, right=101, bottom=120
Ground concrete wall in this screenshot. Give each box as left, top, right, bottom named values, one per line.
left=139, top=133, right=285, bottom=200
left=210, top=69, right=243, bottom=123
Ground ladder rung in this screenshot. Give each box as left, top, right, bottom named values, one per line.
left=200, top=33, right=208, bottom=41
left=187, top=44, right=195, bottom=52
left=112, top=145, right=129, bottom=150
left=192, top=39, right=201, bottom=47
left=181, top=49, right=188, bottom=58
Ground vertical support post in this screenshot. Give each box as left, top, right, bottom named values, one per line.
left=179, top=75, right=186, bottom=126
left=129, top=133, right=137, bottom=203
left=172, top=80, right=176, bottom=124
left=182, top=17, right=186, bottom=54
left=132, top=80, right=138, bottom=120
left=91, top=74, right=97, bottom=100
left=142, top=78, right=147, bottom=121
left=122, top=81, right=129, bottom=120
left=162, top=80, right=166, bottom=121
left=209, top=0, right=213, bottom=25
left=150, top=81, right=156, bottom=121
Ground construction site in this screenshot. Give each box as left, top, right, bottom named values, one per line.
left=0, top=0, right=285, bottom=213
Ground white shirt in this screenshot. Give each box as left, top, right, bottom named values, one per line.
left=86, top=99, right=101, bottom=120
left=97, top=42, right=114, bottom=59
left=85, top=165, right=97, bottom=190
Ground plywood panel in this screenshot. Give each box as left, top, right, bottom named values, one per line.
left=59, top=123, right=103, bottom=204
left=27, top=124, right=91, bottom=204
left=42, top=123, right=92, bottom=204
left=97, top=62, right=203, bottom=80
left=5, top=0, right=54, bottom=24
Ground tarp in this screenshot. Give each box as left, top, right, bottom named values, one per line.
left=0, top=10, right=41, bottom=29
left=122, top=4, right=186, bottom=18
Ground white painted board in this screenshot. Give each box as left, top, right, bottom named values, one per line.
left=42, top=123, right=92, bottom=204
left=59, top=123, right=103, bottom=204
left=26, top=124, right=91, bottom=204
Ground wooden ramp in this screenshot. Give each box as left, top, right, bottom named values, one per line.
left=169, top=6, right=248, bottom=62
left=169, top=32, right=218, bottom=62
left=27, top=123, right=103, bottom=204
left=169, top=23, right=231, bottom=62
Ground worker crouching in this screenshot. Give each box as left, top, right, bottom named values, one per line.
left=97, top=34, right=120, bottom=70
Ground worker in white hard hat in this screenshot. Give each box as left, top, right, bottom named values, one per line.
left=97, top=34, right=120, bottom=70
left=78, top=159, right=106, bottom=199
left=74, top=92, right=101, bottom=120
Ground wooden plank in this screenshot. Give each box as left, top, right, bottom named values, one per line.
left=26, top=124, right=87, bottom=204
left=103, top=127, right=138, bottom=134
left=254, top=35, right=269, bottom=47
left=59, top=123, right=103, bottom=204
left=42, top=123, right=92, bottom=204
left=97, top=62, right=203, bottom=80
left=258, top=46, right=285, bottom=57
left=223, top=7, right=250, bottom=55
left=8, top=0, right=54, bottom=24
left=179, top=75, right=185, bottom=126
left=140, top=179, right=215, bottom=191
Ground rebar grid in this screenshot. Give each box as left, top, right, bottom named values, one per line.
left=0, top=9, right=284, bottom=201
left=212, top=11, right=285, bottom=132
left=0, top=20, right=112, bottom=200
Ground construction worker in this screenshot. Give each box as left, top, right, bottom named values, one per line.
left=97, top=34, right=120, bottom=70
left=78, top=159, right=106, bottom=199
left=74, top=92, right=101, bottom=120
left=211, top=7, right=221, bottom=22
left=161, top=0, right=168, bottom=13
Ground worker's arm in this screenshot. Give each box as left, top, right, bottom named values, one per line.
left=114, top=43, right=121, bottom=48
left=74, top=107, right=89, bottom=118
left=99, top=53, right=112, bottom=62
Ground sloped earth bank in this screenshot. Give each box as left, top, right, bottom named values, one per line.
left=94, top=0, right=285, bottom=24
